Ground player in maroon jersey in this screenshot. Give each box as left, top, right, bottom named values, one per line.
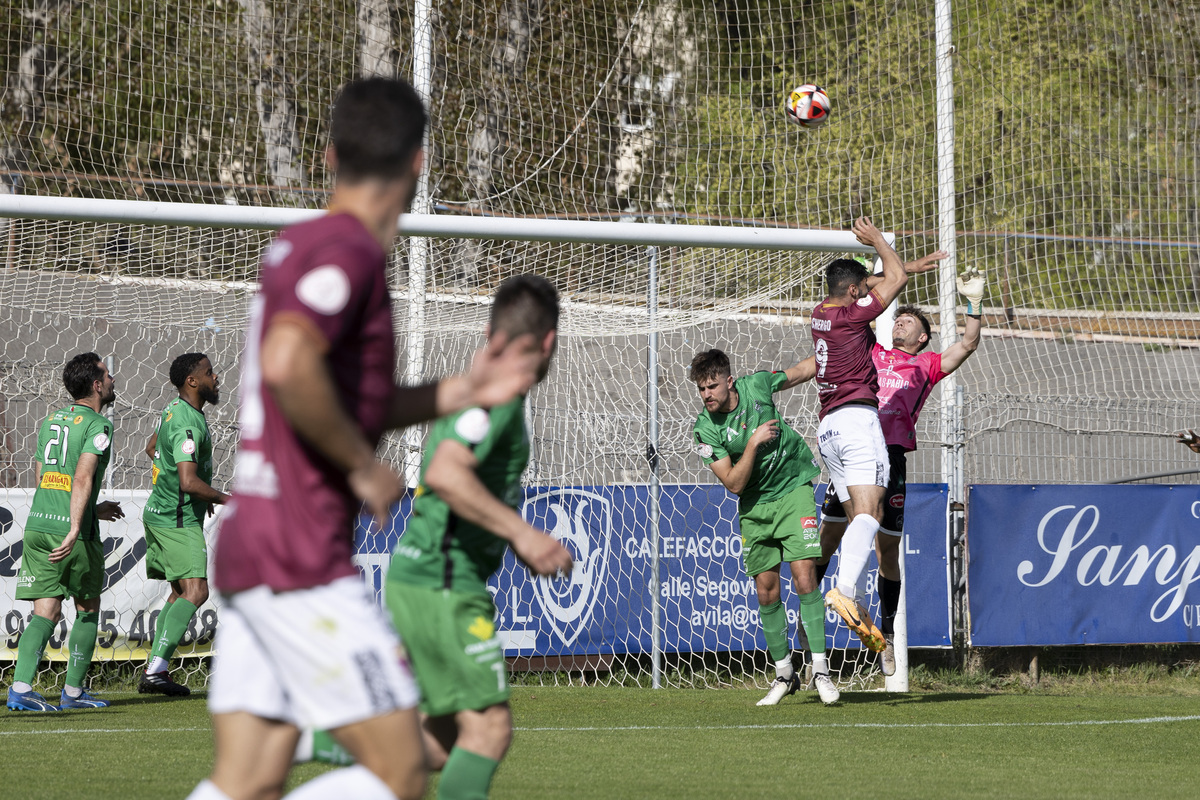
left=818, top=266, right=984, bottom=674
left=188, top=79, right=545, bottom=800
left=808, top=217, right=917, bottom=652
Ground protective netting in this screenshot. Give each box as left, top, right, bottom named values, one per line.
left=3, top=0, right=1200, bottom=693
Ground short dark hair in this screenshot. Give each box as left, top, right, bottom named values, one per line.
left=896, top=305, right=932, bottom=351
left=826, top=258, right=870, bottom=297
left=331, top=77, right=428, bottom=183
left=490, top=274, right=560, bottom=340
left=688, top=349, right=731, bottom=384
left=169, top=352, right=209, bottom=389
left=63, top=352, right=104, bottom=401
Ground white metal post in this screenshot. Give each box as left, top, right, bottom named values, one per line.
left=647, top=245, right=662, bottom=689
left=104, top=355, right=115, bottom=492
left=935, top=0, right=959, bottom=500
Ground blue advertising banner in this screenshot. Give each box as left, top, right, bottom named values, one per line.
left=356, top=483, right=951, bottom=657
left=968, top=485, right=1200, bottom=646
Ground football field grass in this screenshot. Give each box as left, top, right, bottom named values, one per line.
left=3, top=685, right=1199, bottom=799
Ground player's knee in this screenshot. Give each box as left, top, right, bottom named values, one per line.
left=187, top=585, right=210, bottom=606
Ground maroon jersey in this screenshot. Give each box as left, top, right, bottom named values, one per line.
left=215, top=213, right=395, bottom=592
left=809, top=291, right=886, bottom=420
left=874, top=344, right=947, bottom=451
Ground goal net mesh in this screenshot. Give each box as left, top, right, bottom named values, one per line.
left=3, top=0, right=1200, bottom=692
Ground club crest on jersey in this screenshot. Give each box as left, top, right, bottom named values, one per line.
left=856, top=296, right=873, bottom=307
left=521, top=488, right=611, bottom=646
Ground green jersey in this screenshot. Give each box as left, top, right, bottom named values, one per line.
left=388, top=398, right=528, bottom=594
left=692, top=371, right=820, bottom=511
left=27, top=404, right=113, bottom=540
left=144, top=397, right=214, bottom=528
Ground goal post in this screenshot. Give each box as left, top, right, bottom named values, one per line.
left=0, top=195, right=912, bottom=692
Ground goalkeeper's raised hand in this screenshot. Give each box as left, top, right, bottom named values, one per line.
left=956, top=267, right=986, bottom=316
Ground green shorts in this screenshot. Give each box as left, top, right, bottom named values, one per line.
left=738, top=482, right=820, bottom=577
left=385, top=581, right=508, bottom=717
left=144, top=523, right=208, bottom=581
left=15, top=529, right=104, bottom=601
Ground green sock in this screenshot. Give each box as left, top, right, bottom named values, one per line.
left=758, top=600, right=790, bottom=663
left=311, top=729, right=355, bottom=766
left=150, top=599, right=198, bottom=663
left=65, top=611, right=100, bottom=688
left=438, top=747, right=500, bottom=800
left=798, top=590, right=826, bottom=656
left=14, top=615, right=57, bottom=686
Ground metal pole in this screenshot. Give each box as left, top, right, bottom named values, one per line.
left=104, top=355, right=115, bottom=492
left=404, top=0, right=434, bottom=487
left=646, top=245, right=662, bottom=689
left=936, top=0, right=959, bottom=503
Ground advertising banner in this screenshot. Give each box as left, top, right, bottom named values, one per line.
left=968, top=484, right=1200, bottom=646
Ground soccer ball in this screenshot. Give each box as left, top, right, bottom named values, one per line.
left=786, top=84, right=831, bottom=128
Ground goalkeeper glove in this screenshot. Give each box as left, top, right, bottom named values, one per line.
left=956, top=267, right=985, bottom=316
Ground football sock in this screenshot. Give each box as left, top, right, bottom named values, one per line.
left=773, top=657, right=795, bottom=682
left=812, top=653, right=830, bottom=675
left=149, top=598, right=198, bottom=669
left=65, top=611, right=100, bottom=690
left=439, top=747, right=500, bottom=800
left=294, top=728, right=356, bottom=766
left=758, top=600, right=791, bottom=664
left=283, top=765, right=396, bottom=800
left=835, top=514, right=880, bottom=598
left=815, top=560, right=829, bottom=584
left=186, top=780, right=235, bottom=800
left=879, top=577, right=901, bottom=636
left=14, top=614, right=56, bottom=686
left=798, top=589, right=826, bottom=657
left=146, top=599, right=175, bottom=673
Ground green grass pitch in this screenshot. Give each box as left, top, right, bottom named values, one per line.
left=3, top=686, right=1199, bottom=799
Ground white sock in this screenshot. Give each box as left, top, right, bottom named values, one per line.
left=64, top=685, right=83, bottom=698
left=12, top=681, right=33, bottom=694
left=147, top=657, right=169, bottom=674
left=284, top=765, right=396, bottom=800
left=836, top=514, right=880, bottom=598
left=186, top=780, right=235, bottom=800
left=812, top=653, right=829, bottom=675
left=774, top=657, right=794, bottom=682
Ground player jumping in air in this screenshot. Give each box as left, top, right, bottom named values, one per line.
left=689, top=348, right=839, bottom=706
left=6, top=352, right=124, bottom=712
left=810, top=217, right=915, bottom=652
left=386, top=274, right=573, bottom=799
left=188, top=78, right=545, bottom=800
left=818, top=268, right=984, bottom=675
left=139, top=352, right=230, bottom=696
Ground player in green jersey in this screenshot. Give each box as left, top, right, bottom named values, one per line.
left=386, top=275, right=572, bottom=800
left=690, top=348, right=839, bottom=706
left=6, top=352, right=124, bottom=712
left=139, top=352, right=229, bottom=697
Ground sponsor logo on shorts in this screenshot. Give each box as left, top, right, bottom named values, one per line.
left=468, top=615, right=495, bottom=641
left=39, top=472, right=71, bottom=492
left=889, top=494, right=905, bottom=509
left=521, top=489, right=611, bottom=646
left=17, top=574, right=35, bottom=588
left=802, top=516, right=819, bottom=541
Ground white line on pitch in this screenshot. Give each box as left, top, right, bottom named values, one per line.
left=514, top=715, right=1200, bottom=732
left=0, top=726, right=208, bottom=736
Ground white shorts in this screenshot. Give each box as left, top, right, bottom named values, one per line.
left=208, top=575, right=420, bottom=731
left=816, top=404, right=889, bottom=503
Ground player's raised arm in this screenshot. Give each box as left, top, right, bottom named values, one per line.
left=865, top=249, right=947, bottom=291
left=778, top=355, right=817, bottom=391
left=853, top=216, right=907, bottom=308
left=940, top=267, right=985, bottom=374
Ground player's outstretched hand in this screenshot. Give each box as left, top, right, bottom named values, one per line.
left=851, top=216, right=886, bottom=250
left=348, top=459, right=405, bottom=531
left=1177, top=429, right=1200, bottom=454
left=95, top=501, right=124, bottom=521
left=466, top=330, right=543, bottom=409
left=49, top=530, right=80, bottom=563
left=513, top=527, right=574, bottom=577
left=956, top=266, right=986, bottom=314
left=905, top=250, right=948, bottom=275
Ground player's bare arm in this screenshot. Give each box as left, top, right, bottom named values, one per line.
left=144, top=431, right=157, bottom=460
left=49, top=451, right=99, bottom=563
left=384, top=330, right=543, bottom=431
left=424, top=438, right=573, bottom=576
left=779, top=355, right=817, bottom=390
left=708, top=420, right=779, bottom=496
left=260, top=318, right=402, bottom=524
left=1176, top=430, right=1200, bottom=453
left=177, top=460, right=231, bottom=505
left=852, top=216, right=907, bottom=307
left=941, top=266, right=986, bottom=373
left=95, top=500, right=124, bottom=521
left=865, top=249, right=948, bottom=290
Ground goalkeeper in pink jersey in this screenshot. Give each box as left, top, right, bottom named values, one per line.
left=817, top=266, right=984, bottom=675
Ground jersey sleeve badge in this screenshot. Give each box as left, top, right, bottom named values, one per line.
left=454, top=407, right=491, bottom=445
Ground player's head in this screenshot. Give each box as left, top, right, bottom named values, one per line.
left=689, top=349, right=735, bottom=414
left=63, top=352, right=115, bottom=407
left=489, top=274, right=560, bottom=382
left=893, top=305, right=932, bottom=353
left=170, top=352, right=221, bottom=405
left=826, top=258, right=870, bottom=300
left=329, top=77, right=428, bottom=195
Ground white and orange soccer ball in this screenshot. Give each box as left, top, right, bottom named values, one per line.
left=785, top=84, right=831, bottom=129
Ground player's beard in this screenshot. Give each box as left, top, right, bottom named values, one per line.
left=101, top=384, right=117, bottom=408
left=199, top=384, right=220, bottom=405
